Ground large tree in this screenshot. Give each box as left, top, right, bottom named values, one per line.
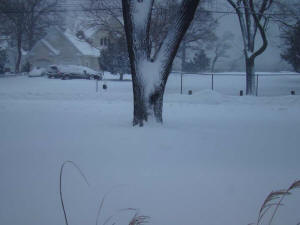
left=227, top=0, right=273, bottom=95
left=122, top=0, right=201, bottom=126
left=148, top=0, right=217, bottom=71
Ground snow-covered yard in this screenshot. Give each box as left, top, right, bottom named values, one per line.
left=0, top=74, right=300, bottom=225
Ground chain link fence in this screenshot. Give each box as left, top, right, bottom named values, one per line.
left=169, top=72, right=300, bottom=96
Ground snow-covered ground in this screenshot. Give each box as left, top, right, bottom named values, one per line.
left=0, top=74, right=300, bottom=225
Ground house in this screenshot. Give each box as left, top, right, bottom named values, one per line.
left=26, top=16, right=183, bottom=73
left=26, top=26, right=108, bottom=71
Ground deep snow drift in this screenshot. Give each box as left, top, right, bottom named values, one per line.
left=0, top=74, right=300, bottom=225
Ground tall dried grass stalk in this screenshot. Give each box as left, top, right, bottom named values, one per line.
left=129, top=213, right=150, bottom=225
left=59, top=161, right=147, bottom=225
left=256, top=180, right=300, bottom=225
left=60, top=161, right=89, bottom=225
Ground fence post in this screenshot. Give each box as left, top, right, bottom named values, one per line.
left=256, top=74, right=259, bottom=96
left=211, top=73, right=214, bottom=91
left=180, top=72, right=183, bottom=94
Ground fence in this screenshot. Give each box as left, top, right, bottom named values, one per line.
left=171, top=71, right=300, bottom=97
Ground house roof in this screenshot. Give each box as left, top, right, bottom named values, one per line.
left=63, top=29, right=100, bottom=57
left=29, top=26, right=101, bottom=58
left=0, top=37, right=8, bottom=50
left=84, top=27, right=99, bottom=38
left=41, top=39, right=60, bottom=55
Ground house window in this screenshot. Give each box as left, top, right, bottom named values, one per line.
left=100, top=38, right=110, bottom=46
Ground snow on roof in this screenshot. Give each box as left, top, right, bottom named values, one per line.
left=0, top=38, right=8, bottom=50
left=84, top=27, right=99, bottom=38
left=63, top=29, right=100, bottom=57
left=22, top=49, right=28, bottom=56
left=116, top=16, right=124, bottom=26
left=41, top=39, right=60, bottom=55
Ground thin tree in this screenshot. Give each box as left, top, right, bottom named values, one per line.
left=24, top=0, right=60, bottom=50
left=211, top=32, right=234, bottom=72
left=0, top=1, right=26, bottom=73
left=122, top=0, right=201, bottom=126
left=226, top=0, right=273, bottom=95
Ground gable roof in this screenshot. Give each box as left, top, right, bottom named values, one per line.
left=30, top=27, right=100, bottom=58
left=63, top=29, right=100, bottom=57
left=41, top=39, right=60, bottom=55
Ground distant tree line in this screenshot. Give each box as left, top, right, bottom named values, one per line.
left=274, top=1, right=300, bottom=72
left=0, top=0, right=62, bottom=72
left=86, top=0, right=218, bottom=76
left=281, top=22, right=300, bottom=72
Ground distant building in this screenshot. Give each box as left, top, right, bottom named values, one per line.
left=26, top=26, right=109, bottom=71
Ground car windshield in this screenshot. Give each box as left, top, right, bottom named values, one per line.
left=49, top=66, right=58, bottom=72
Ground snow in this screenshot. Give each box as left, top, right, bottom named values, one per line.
left=64, top=29, right=100, bottom=57
left=1, top=74, right=300, bottom=225
left=139, top=60, right=162, bottom=97
left=28, top=67, right=46, bottom=77
left=41, top=39, right=60, bottom=55
left=84, top=27, right=99, bottom=38
left=132, top=1, right=153, bottom=28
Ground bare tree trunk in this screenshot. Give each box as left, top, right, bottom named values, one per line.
left=123, top=0, right=200, bottom=126
left=119, top=73, right=124, bottom=80
left=181, top=41, right=186, bottom=72
left=227, top=0, right=271, bottom=96
left=15, top=33, right=22, bottom=73
left=245, top=55, right=255, bottom=95
left=132, top=80, right=166, bottom=126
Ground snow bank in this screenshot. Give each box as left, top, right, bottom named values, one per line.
left=0, top=76, right=300, bottom=225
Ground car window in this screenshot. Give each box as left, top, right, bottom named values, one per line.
left=50, top=66, right=58, bottom=71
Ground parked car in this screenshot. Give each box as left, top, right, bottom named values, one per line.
left=47, top=65, right=103, bottom=80
left=28, top=67, right=46, bottom=77
left=47, top=65, right=61, bottom=78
